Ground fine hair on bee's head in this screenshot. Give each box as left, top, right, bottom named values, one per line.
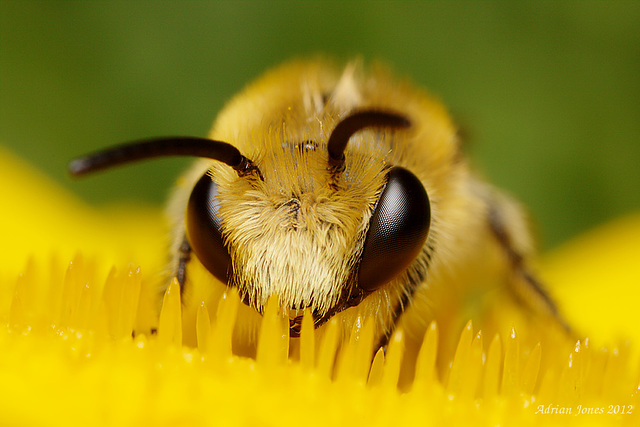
left=69, top=107, right=431, bottom=331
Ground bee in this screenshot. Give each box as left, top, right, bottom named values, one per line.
left=70, top=58, right=568, bottom=356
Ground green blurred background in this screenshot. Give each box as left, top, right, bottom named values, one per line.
left=1, top=0, right=638, bottom=250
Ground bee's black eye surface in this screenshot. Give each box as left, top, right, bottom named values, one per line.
left=186, top=173, right=232, bottom=283
left=357, top=167, right=431, bottom=292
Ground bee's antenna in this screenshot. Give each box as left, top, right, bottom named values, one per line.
left=69, top=137, right=262, bottom=179
left=327, top=110, right=410, bottom=172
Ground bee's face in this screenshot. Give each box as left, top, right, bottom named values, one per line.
left=185, top=111, right=430, bottom=334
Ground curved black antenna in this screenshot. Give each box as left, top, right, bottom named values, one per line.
left=327, top=110, right=410, bottom=171
left=69, top=136, right=261, bottom=179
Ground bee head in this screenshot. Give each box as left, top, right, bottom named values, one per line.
left=69, top=110, right=430, bottom=332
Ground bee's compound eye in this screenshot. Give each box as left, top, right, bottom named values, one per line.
left=186, top=173, right=232, bottom=283
left=357, top=167, right=430, bottom=292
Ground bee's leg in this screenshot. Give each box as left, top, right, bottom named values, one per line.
left=487, top=205, right=572, bottom=334
left=146, top=237, right=191, bottom=336
left=375, top=296, right=409, bottom=351
left=176, top=235, right=192, bottom=295
left=374, top=267, right=428, bottom=352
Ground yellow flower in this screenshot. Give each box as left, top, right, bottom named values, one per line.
left=0, top=146, right=638, bottom=426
